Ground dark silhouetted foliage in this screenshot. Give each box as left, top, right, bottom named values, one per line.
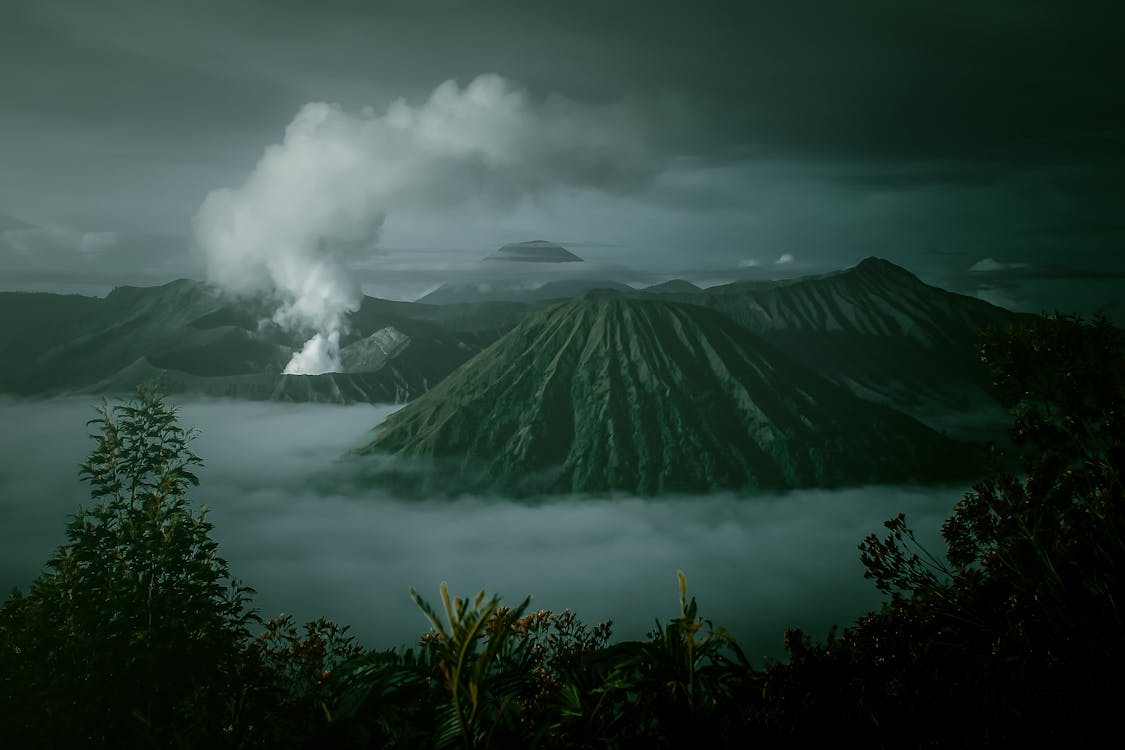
left=0, top=387, right=360, bottom=749
left=757, top=314, right=1125, bottom=746
left=0, top=386, right=256, bottom=747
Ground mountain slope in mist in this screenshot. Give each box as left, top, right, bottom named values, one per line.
left=362, top=294, right=979, bottom=496
left=409, top=257, right=1029, bottom=432
left=0, top=280, right=499, bottom=402
left=417, top=277, right=632, bottom=306
left=0, top=258, right=1029, bottom=422
left=657, top=258, right=1029, bottom=432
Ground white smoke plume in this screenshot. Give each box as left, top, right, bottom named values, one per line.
left=194, top=74, right=661, bottom=374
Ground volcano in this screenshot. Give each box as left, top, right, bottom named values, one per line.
left=484, top=240, right=583, bottom=263
left=362, top=294, right=979, bottom=495
left=0, top=280, right=497, bottom=403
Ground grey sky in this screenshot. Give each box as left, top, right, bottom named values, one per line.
left=1, top=0, right=1122, bottom=306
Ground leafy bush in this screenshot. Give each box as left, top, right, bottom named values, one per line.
left=330, top=573, right=755, bottom=748
left=758, top=314, right=1125, bottom=746
left=1, top=386, right=256, bottom=747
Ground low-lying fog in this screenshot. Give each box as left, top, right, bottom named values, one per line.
left=0, top=397, right=968, bottom=659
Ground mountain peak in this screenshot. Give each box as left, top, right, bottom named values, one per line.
left=853, top=257, right=920, bottom=281
left=643, top=279, right=701, bottom=295
left=362, top=296, right=976, bottom=496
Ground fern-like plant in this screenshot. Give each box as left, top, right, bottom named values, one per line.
left=411, top=583, right=531, bottom=749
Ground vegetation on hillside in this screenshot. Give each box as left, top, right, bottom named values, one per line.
left=1, top=314, right=1121, bottom=747
left=364, top=295, right=981, bottom=496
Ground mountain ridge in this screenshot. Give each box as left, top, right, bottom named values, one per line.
left=0, top=259, right=1035, bottom=423
left=649, top=257, right=1029, bottom=431
left=362, top=294, right=981, bottom=496
left=0, top=279, right=494, bottom=402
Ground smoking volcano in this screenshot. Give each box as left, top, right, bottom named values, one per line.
left=191, top=75, right=663, bottom=374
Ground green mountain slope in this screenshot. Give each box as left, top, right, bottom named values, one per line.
left=362, top=294, right=980, bottom=496
left=662, top=258, right=1029, bottom=432
left=0, top=280, right=497, bottom=402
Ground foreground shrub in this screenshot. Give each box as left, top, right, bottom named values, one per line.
left=759, top=314, right=1125, bottom=746
left=0, top=386, right=255, bottom=747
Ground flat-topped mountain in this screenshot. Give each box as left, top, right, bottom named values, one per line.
left=362, top=294, right=980, bottom=496
left=484, top=240, right=583, bottom=263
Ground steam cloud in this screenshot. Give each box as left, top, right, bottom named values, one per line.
left=193, top=74, right=660, bottom=373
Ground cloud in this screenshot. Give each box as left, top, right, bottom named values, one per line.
left=969, top=257, right=1029, bottom=273
left=0, top=222, right=186, bottom=289
left=0, top=396, right=964, bottom=658
left=973, top=285, right=1028, bottom=312
left=776, top=253, right=795, bottom=264
left=78, top=231, right=120, bottom=254
left=2, top=225, right=101, bottom=260
left=193, top=74, right=664, bottom=374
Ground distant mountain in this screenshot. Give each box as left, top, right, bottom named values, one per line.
left=701, top=258, right=1018, bottom=345
left=86, top=357, right=423, bottom=404
left=0, top=259, right=1038, bottom=428
left=656, top=258, right=1029, bottom=433
left=417, top=278, right=631, bottom=306
left=414, top=259, right=1026, bottom=432
left=641, top=279, right=701, bottom=294
left=362, top=294, right=980, bottom=496
left=484, top=240, right=582, bottom=263
left=0, top=280, right=497, bottom=403
left=418, top=300, right=532, bottom=334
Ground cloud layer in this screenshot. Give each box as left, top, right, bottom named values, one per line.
left=193, top=74, right=661, bottom=373
left=0, top=397, right=962, bottom=657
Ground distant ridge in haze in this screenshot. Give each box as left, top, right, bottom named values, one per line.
left=642, top=279, right=701, bottom=294
left=484, top=240, right=583, bottom=263
left=0, top=257, right=1036, bottom=424
left=659, top=257, right=1029, bottom=432
left=362, top=294, right=979, bottom=496
left=0, top=279, right=496, bottom=403
left=417, top=278, right=630, bottom=306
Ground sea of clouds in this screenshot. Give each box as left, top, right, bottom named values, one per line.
left=0, top=397, right=963, bottom=658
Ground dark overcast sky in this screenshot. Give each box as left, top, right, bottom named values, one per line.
left=1, top=0, right=1122, bottom=308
